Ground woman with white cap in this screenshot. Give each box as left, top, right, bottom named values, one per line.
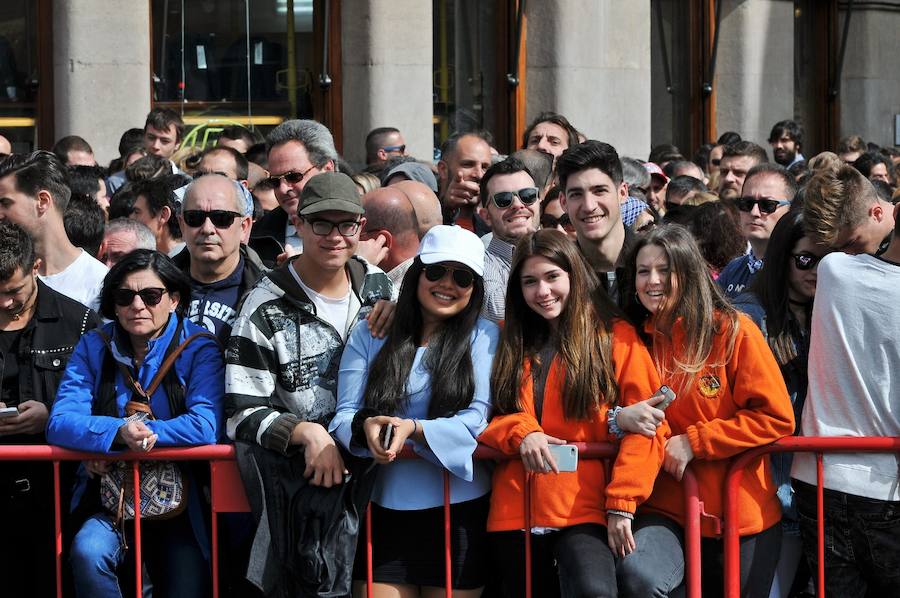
left=330, top=225, right=499, bottom=597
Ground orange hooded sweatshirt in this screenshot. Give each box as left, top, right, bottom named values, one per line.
left=641, top=312, right=795, bottom=537
left=479, top=320, right=667, bottom=532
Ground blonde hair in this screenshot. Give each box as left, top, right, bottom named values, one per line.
left=352, top=172, right=381, bottom=196
left=803, top=161, right=878, bottom=245
left=681, top=191, right=719, bottom=207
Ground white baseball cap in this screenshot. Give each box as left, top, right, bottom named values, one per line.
left=417, top=225, right=485, bottom=277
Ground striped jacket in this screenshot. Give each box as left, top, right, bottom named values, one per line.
left=224, top=256, right=392, bottom=454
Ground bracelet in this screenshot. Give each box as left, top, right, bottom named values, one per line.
left=412, top=419, right=420, bottom=436
left=607, top=406, right=626, bottom=439
left=607, top=509, right=634, bottom=520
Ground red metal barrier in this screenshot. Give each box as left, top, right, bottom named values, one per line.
left=722, top=436, right=900, bottom=598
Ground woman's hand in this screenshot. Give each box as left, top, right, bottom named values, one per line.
left=363, top=415, right=415, bottom=464
left=518, top=432, right=565, bottom=474
left=617, top=394, right=666, bottom=437
left=291, top=422, right=347, bottom=487
left=607, top=513, right=636, bottom=557
left=116, top=420, right=158, bottom=452
left=663, top=434, right=694, bottom=481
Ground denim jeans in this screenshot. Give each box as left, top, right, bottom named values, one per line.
left=617, top=513, right=781, bottom=598
left=795, top=480, right=900, bottom=598
left=491, top=523, right=617, bottom=597
left=70, top=511, right=210, bottom=598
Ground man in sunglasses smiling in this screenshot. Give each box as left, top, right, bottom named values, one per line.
left=718, top=163, right=798, bottom=299
left=172, top=174, right=264, bottom=344
left=477, top=156, right=540, bottom=322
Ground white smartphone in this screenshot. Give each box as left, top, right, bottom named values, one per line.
left=652, top=385, right=677, bottom=410
left=547, top=444, right=578, bottom=472
left=0, top=407, right=18, bottom=418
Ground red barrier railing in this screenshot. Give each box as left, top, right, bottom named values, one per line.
left=722, top=436, right=900, bottom=598
left=0, top=443, right=703, bottom=598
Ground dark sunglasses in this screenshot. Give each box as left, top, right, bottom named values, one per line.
left=791, top=252, right=822, bottom=271
left=382, top=144, right=406, bottom=153
left=182, top=209, right=243, bottom=228
left=736, top=197, right=791, bottom=214
left=540, top=213, right=574, bottom=230
left=263, top=165, right=315, bottom=188
left=113, top=287, right=168, bottom=307
left=308, top=219, right=361, bottom=237
left=491, top=187, right=540, bottom=209
left=423, top=264, right=475, bottom=288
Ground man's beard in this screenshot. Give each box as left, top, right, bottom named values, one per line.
left=773, top=148, right=796, bottom=166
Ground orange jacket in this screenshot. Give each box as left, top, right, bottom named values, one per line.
left=641, top=312, right=795, bottom=537
left=479, top=320, right=667, bottom=532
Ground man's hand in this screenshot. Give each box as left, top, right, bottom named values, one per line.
left=518, top=431, right=566, bottom=474
left=0, top=401, right=50, bottom=436
left=663, top=434, right=694, bottom=481
left=607, top=513, right=636, bottom=557
left=356, top=234, right=389, bottom=267
left=367, top=300, right=396, bottom=338
left=291, top=422, right=347, bottom=487
left=617, top=394, right=666, bottom=437
left=444, top=170, right=481, bottom=210
left=275, top=243, right=300, bottom=267
left=116, top=420, right=158, bottom=452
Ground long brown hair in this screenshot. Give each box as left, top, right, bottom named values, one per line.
left=491, top=229, right=620, bottom=420
left=621, top=224, right=740, bottom=394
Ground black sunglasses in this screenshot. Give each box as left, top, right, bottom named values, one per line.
left=491, top=187, right=540, bottom=209
left=423, top=264, right=475, bottom=288
left=263, top=165, right=316, bottom=188
left=736, top=197, right=791, bottom=214
left=182, top=209, right=243, bottom=228
left=113, top=287, right=168, bottom=307
left=540, top=213, right=574, bottom=230
left=791, top=252, right=822, bottom=271
left=382, top=144, right=406, bottom=153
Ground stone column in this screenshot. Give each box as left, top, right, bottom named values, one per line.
left=525, top=0, right=652, bottom=159
left=341, top=0, right=434, bottom=168
left=53, top=0, right=152, bottom=165
left=714, top=0, right=794, bottom=147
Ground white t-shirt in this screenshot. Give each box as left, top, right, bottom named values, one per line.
left=290, top=263, right=352, bottom=341
left=38, top=249, right=108, bottom=312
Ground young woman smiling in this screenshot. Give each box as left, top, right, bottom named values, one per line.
left=616, top=224, right=794, bottom=598
left=330, top=225, right=499, bottom=597
left=480, top=229, right=665, bottom=598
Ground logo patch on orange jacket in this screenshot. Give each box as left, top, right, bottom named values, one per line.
left=698, top=374, right=721, bottom=398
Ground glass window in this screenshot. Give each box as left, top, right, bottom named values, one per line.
left=0, top=1, right=39, bottom=153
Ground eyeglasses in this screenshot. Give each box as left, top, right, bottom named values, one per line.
left=791, top=252, right=822, bottom=271
left=381, top=144, right=406, bottom=154
left=540, top=213, right=575, bottom=230
left=308, top=219, right=362, bottom=237
left=736, top=197, right=791, bottom=214
left=423, top=264, right=475, bottom=288
left=263, top=165, right=316, bottom=188
left=182, top=209, right=243, bottom=228
left=491, top=187, right=540, bottom=209
left=113, top=287, right=168, bottom=307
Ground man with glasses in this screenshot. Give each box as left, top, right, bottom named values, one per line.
left=477, top=156, right=540, bottom=322
left=226, top=171, right=391, bottom=592
left=173, top=174, right=263, bottom=344
left=364, top=126, right=407, bottom=171
left=249, top=119, right=338, bottom=267
left=718, top=163, right=798, bottom=299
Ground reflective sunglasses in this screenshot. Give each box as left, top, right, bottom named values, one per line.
left=382, top=144, right=406, bottom=154
left=113, top=287, right=168, bottom=307
left=308, top=219, right=361, bottom=237
left=491, top=187, right=540, bottom=209
left=423, top=264, right=475, bottom=288
left=540, top=213, right=574, bottom=230
left=791, top=252, right=822, bottom=271
left=263, top=165, right=316, bottom=188
left=736, top=197, right=791, bottom=214
left=182, top=209, right=243, bottom=228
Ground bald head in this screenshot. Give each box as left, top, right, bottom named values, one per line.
left=184, top=173, right=246, bottom=214
left=392, top=180, right=442, bottom=237
left=362, top=187, right=419, bottom=271
left=0, top=135, right=11, bottom=155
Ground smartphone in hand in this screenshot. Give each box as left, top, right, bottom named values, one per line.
left=652, top=385, right=677, bottom=410
left=547, top=444, right=578, bottom=472
left=0, top=407, right=18, bottom=418
left=381, top=423, right=394, bottom=450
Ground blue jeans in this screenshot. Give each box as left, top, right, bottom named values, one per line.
left=795, top=480, right=900, bottom=598
left=70, top=512, right=210, bottom=598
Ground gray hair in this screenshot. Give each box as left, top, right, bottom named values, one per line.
left=621, top=157, right=651, bottom=199
left=182, top=175, right=253, bottom=216
left=105, top=218, right=157, bottom=250
left=266, top=119, right=338, bottom=168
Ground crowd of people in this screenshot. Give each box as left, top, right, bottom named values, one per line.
left=0, top=107, right=897, bottom=598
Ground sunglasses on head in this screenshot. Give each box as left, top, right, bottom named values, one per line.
left=113, top=287, right=168, bottom=307
left=791, top=252, right=822, bottom=271
left=263, top=165, right=316, bottom=188
left=182, top=209, right=243, bottom=228
left=491, top=187, right=540, bottom=209
left=423, top=264, right=475, bottom=288
left=540, top=213, right=574, bottom=230
left=736, top=197, right=791, bottom=214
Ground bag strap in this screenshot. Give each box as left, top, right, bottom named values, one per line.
left=144, top=331, right=218, bottom=396
left=95, top=330, right=149, bottom=402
